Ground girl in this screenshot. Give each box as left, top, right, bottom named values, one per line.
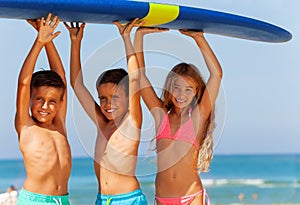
left=134, top=28, right=223, bottom=205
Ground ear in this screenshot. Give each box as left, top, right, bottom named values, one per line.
left=57, top=91, right=65, bottom=108
left=57, top=98, right=64, bottom=109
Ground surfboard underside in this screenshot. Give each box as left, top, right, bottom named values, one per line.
left=0, top=0, right=292, bottom=43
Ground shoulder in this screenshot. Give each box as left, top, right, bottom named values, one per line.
left=191, top=106, right=208, bottom=125
left=53, top=116, right=67, bottom=131
left=15, top=115, right=35, bottom=135
left=151, top=106, right=168, bottom=129
left=95, top=109, right=109, bottom=127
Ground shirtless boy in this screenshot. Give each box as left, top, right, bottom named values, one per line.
left=64, top=19, right=147, bottom=204
left=15, top=13, right=71, bottom=205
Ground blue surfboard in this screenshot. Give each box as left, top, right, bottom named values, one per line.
left=0, top=0, right=292, bottom=43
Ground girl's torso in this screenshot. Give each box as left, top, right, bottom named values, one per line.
left=155, top=108, right=205, bottom=196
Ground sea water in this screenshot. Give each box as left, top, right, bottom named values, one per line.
left=0, top=154, right=299, bottom=205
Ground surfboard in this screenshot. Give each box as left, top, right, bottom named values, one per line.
left=0, top=0, right=292, bottom=43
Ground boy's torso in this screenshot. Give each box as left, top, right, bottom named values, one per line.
left=94, top=114, right=141, bottom=194
left=19, top=123, right=71, bottom=195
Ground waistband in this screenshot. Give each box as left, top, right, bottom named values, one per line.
left=97, top=188, right=144, bottom=201
left=19, top=188, right=69, bottom=204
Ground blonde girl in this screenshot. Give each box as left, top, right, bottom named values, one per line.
left=134, top=28, right=222, bottom=205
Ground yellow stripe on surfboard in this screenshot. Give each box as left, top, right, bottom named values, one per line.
left=141, top=3, right=179, bottom=26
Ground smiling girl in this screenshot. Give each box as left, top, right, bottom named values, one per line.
left=134, top=28, right=223, bottom=205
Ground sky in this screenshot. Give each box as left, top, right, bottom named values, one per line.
left=0, top=0, right=299, bottom=159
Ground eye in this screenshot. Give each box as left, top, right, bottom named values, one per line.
left=49, top=99, right=57, bottom=104
left=35, top=97, right=43, bottom=102
left=185, top=88, right=193, bottom=93
left=112, top=95, right=119, bottom=100
left=99, top=96, right=107, bottom=103
left=174, top=86, right=180, bottom=90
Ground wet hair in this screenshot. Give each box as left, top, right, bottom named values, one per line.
left=96, top=68, right=129, bottom=96
left=161, top=63, right=214, bottom=172
left=30, top=70, right=66, bottom=99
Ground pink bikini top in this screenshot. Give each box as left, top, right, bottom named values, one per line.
left=156, top=109, right=200, bottom=150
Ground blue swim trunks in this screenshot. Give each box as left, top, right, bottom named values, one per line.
left=95, top=188, right=147, bottom=205
left=18, top=188, right=70, bottom=205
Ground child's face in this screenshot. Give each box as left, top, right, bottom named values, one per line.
left=30, top=86, right=63, bottom=124
left=97, top=83, right=128, bottom=121
left=171, top=76, right=197, bottom=109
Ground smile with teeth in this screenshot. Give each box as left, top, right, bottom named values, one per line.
left=176, top=99, right=186, bottom=103
left=38, top=111, right=49, bottom=116
left=106, top=109, right=116, bottom=113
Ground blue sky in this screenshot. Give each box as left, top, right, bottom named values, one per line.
left=0, top=0, right=299, bottom=159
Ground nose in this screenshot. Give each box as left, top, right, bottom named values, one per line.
left=103, top=98, right=112, bottom=108
left=175, top=89, right=184, bottom=97
left=42, top=101, right=49, bottom=109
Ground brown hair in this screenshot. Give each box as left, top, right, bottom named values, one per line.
left=30, top=70, right=65, bottom=100
left=96, top=68, right=129, bottom=96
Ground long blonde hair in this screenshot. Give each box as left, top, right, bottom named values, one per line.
left=198, top=111, right=215, bottom=172
left=161, top=63, right=215, bottom=172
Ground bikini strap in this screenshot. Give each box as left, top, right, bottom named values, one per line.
left=188, top=107, right=192, bottom=117
left=168, top=108, right=192, bottom=116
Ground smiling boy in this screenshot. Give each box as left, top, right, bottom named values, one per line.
left=64, top=19, right=147, bottom=204
left=15, top=14, right=71, bottom=205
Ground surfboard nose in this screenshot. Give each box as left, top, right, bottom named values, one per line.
left=164, top=6, right=292, bottom=43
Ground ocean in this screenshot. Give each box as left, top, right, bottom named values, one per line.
left=0, top=154, right=299, bottom=205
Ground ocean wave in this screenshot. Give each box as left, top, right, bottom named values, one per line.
left=202, top=178, right=300, bottom=187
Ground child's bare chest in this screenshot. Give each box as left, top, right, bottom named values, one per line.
left=20, top=125, right=71, bottom=165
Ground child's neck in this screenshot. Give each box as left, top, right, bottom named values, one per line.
left=112, top=110, right=129, bottom=126
left=32, top=116, right=55, bottom=128
left=171, top=106, right=190, bottom=117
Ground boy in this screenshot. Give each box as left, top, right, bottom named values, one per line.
left=15, top=14, right=71, bottom=204
left=64, top=19, right=147, bottom=204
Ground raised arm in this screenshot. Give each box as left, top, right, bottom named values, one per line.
left=180, top=30, right=223, bottom=119
left=133, top=27, right=168, bottom=116
left=15, top=14, right=60, bottom=134
left=113, top=18, right=144, bottom=126
left=64, top=22, right=104, bottom=125
left=28, top=15, right=67, bottom=122
left=45, top=31, right=68, bottom=123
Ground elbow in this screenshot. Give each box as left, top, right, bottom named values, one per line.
left=129, top=71, right=141, bottom=83
left=70, top=79, right=76, bottom=89
left=218, top=69, right=223, bottom=79
left=214, top=65, right=223, bottom=79
left=17, top=77, right=30, bottom=88
left=130, top=77, right=140, bottom=86
left=70, top=75, right=79, bottom=89
left=211, top=68, right=223, bottom=80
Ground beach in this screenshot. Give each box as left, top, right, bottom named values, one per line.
left=1, top=154, right=299, bottom=205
